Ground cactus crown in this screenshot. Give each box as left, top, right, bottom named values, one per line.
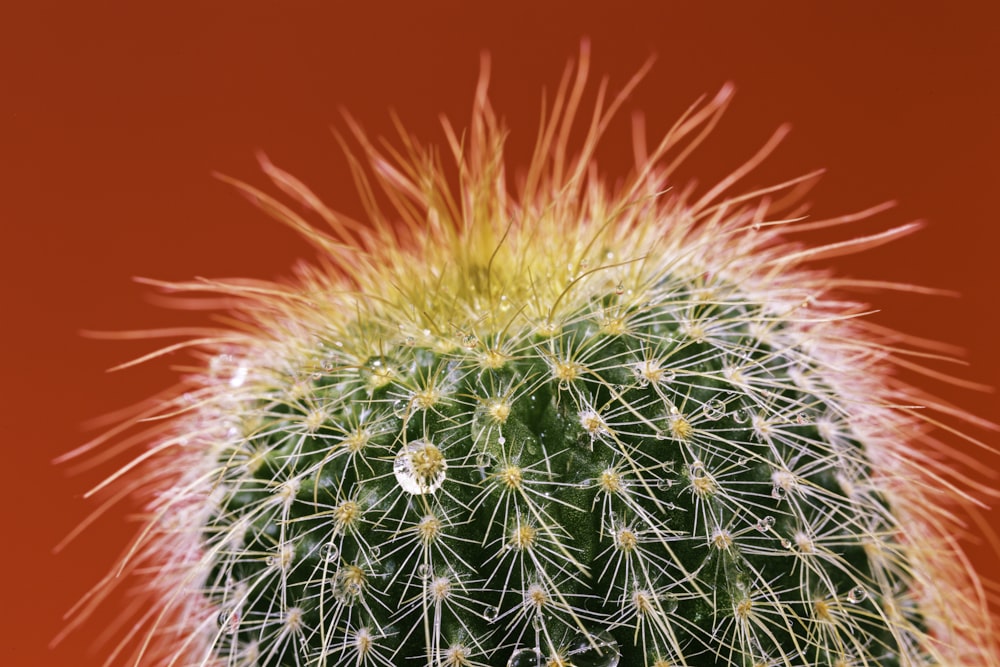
left=70, top=48, right=997, bottom=667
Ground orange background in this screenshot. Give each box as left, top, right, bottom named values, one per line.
left=3, top=2, right=998, bottom=665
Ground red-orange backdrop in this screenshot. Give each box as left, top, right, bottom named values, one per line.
left=3, top=2, right=998, bottom=665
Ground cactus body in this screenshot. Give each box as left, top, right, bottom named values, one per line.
left=83, top=53, right=997, bottom=667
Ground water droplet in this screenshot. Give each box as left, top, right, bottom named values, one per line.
left=564, top=630, right=621, bottom=667
left=755, top=516, right=775, bottom=532
left=392, top=399, right=408, bottom=419
left=417, top=563, right=433, bottom=580
left=498, top=435, right=507, bottom=445
left=702, top=399, right=724, bottom=421
left=661, top=593, right=679, bottom=613
left=654, top=429, right=667, bottom=441
left=689, top=461, right=707, bottom=478
left=462, top=334, right=479, bottom=349
left=483, top=606, right=499, bottom=622
left=771, top=485, right=787, bottom=500
left=732, top=408, right=750, bottom=423
left=615, top=282, right=625, bottom=296
left=531, top=615, right=544, bottom=631
left=217, top=608, right=238, bottom=633
left=558, top=379, right=571, bottom=391
left=508, top=647, right=544, bottom=667
left=475, top=452, right=495, bottom=470
left=662, top=370, right=676, bottom=382
left=394, top=440, right=447, bottom=495
left=321, top=359, right=334, bottom=372
left=657, top=478, right=673, bottom=491
left=846, top=586, right=868, bottom=604
left=320, top=542, right=339, bottom=562
left=796, top=412, right=811, bottom=425
left=369, top=545, right=381, bottom=558
left=752, top=221, right=762, bottom=231
left=780, top=538, right=793, bottom=550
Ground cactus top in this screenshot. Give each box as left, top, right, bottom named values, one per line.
left=78, top=49, right=997, bottom=667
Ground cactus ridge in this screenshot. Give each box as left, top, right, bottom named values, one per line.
left=71, top=49, right=998, bottom=667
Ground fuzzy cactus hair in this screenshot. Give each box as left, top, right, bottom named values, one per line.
left=62, top=44, right=998, bottom=667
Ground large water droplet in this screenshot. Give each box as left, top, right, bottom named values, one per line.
left=508, top=647, right=544, bottom=667
left=320, top=542, right=339, bottom=562
left=661, top=593, right=679, bottom=613
left=564, top=630, right=621, bottom=667
left=394, top=440, right=447, bottom=495
left=483, top=606, right=499, bottom=622
left=846, top=586, right=868, bottom=604
left=732, top=407, right=750, bottom=424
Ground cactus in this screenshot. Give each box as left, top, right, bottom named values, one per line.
left=75, top=49, right=998, bottom=667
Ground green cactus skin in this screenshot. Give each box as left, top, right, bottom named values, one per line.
left=76, top=50, right=998, bottom=667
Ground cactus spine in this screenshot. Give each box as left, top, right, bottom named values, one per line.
left=78, top=50, right=997, bottom=667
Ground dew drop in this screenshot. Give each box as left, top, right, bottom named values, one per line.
left=417, top=563, right=433, bottom=580
left=657, top=478, right=673, bottom=491
left=661, top=593, right=679, bottom=614
left=558, top=379, right=571, bottom=391
left=531, top=616, right=544, bottom=631
left=732, top=408, right=750, bottom=423
left=654, top=429, right=668, bottom=441
left=508, top=647, right=544, bottom=667
left=780, top=538, right=793, bottom=550
left=217, top=608, right=238, bottom=633
left=320, top=542, right=339, bottom=562
left=564, top=630, right=621, bottom=667
left=752, top=221, right=762, bottom=231
left=662, top=370, right=676, bottom=382
left=483, top=606, right=499, bottom=622
left=846, top=586, right=868, bottom=604
left=393, top=440, right=447, bottom=495
left=702, top=399, right=724, bottom=421
left=475, top=452, right=496, bottom=470
left=771, top=485, right=787, bottom=500
left=497, top=435, right=507, bottom=445
left=369, top=545, right=381, bottom=558
left=755, top=516, right=775, bottom=532
left=615, top=282, right=625, bottom=296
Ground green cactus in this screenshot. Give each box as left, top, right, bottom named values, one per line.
left=78, top=50, right=998, bottom=667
